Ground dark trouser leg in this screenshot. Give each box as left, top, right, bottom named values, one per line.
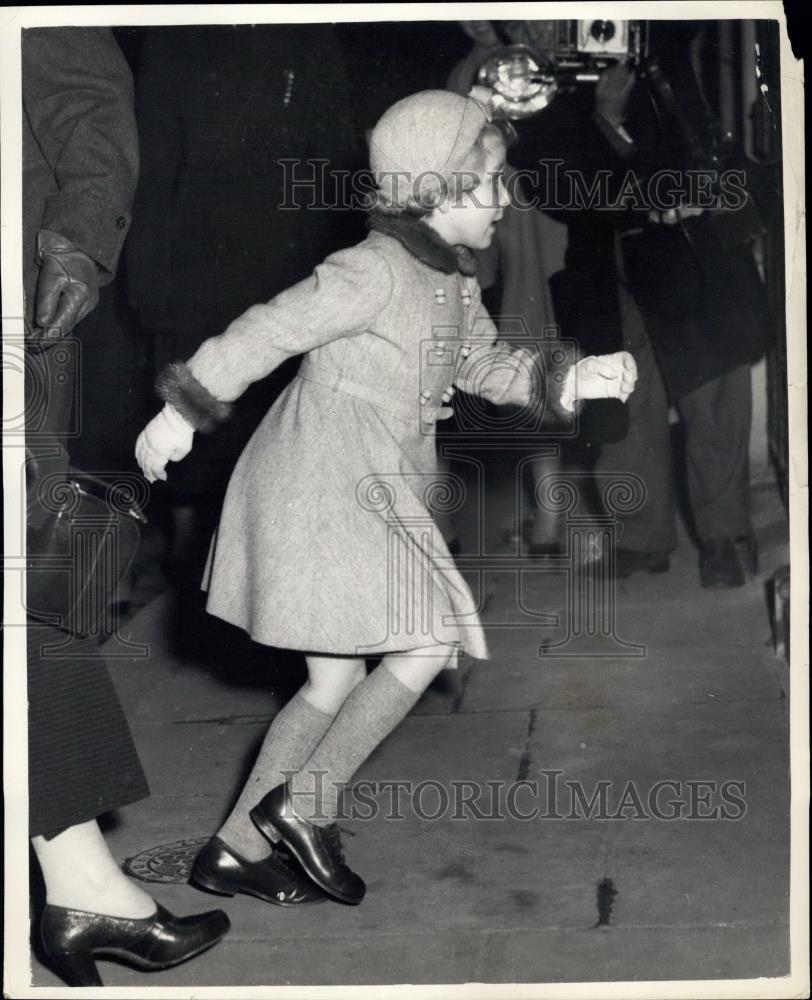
left=594, top=283, right=678, bottom=553
left=676, top=364, right=753, bottom=544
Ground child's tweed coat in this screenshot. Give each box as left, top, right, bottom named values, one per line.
left=163, top=220, right=571, bottom=661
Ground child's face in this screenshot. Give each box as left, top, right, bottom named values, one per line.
left=431, top=133, right=509, bottom=251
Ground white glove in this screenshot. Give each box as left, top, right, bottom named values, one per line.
left=560, top=352, right=638, bottom=413
left=135, top=404, right=194, bottom=483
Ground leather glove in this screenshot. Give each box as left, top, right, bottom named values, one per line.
left=135, top=404, right=195, bottom=483
left=560, top=352, right=638, bottom=413
left=31, top=230, right=100, bottom=345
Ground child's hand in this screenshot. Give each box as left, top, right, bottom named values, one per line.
left=135, top=404, right=194, bottom=483
left=560, top=352, right=638, bottom=412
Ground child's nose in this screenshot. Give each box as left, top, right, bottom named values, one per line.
left=498, top=178, right=511, bottom=209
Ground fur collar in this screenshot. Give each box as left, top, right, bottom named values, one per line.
left=367, top=211, right=478, bottom=276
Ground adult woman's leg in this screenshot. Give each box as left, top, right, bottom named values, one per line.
left=32, top=820, right=155, bottom=918
left=27, top=625, right=152, bottom=919
left=28, top=627, right=230, bottom=985
left=34, top=818, right=229, bottom=988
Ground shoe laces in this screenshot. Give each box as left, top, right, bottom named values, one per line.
left=322, top=824, right=346, bottom=865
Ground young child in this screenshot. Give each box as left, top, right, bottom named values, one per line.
left=135, top=89, right=637, bottom=907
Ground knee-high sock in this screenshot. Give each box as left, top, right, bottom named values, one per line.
left=218, top=691, right=335, bottom=860
left=288, top=663, right=420, bottom=825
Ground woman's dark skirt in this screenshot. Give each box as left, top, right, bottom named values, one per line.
left=27, top=625, right=149, bottom=840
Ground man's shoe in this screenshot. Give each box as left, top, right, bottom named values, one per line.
left=700, top=538, right=747, bottom=588
left=734, top=534, right=758, bottom=577
left=191, top=836, right=326, bottom=906
left=251, top=785, right=366, bottom=905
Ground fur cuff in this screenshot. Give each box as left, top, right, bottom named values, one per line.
left=155, top=362, right=233, bottom=432
left=544, top=341, right=584, bottom=422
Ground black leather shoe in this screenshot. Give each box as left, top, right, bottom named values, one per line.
left=251, top=784, right=365, bottom=905
left=40, top=902, right=229, bottom=986
left=191, top=836, right=325, bottom=906
left=700, top=538, right=748, bottom=588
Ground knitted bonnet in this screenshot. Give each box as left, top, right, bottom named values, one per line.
left=369, top=89, right=493, bottom=211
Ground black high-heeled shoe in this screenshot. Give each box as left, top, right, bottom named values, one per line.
left=40, top=902, right=230, bottom=986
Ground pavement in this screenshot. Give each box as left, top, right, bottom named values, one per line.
left=28, top=471, right=792, bottom=990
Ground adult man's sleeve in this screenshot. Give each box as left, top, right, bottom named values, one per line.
left=22, top=27, right=139, bottom=282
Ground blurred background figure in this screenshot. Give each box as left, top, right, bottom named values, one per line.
left=448, top=19, right=571, bottom=556
left=336, top=22, right=475, bottom=553
left=506, top=20, right=772, bottom=586
left=23, top=27, right=229, bottom=986
left=336, top=20, right=471, bottom=136
left=124, top=24, right=362, bottom=641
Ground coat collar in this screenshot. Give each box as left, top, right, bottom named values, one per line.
left=367, top=211, right=478, bottom=276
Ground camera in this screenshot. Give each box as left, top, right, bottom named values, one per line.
left=555, top=20, right=649, bottom=79
left=476, top=20, right=649, bottom=119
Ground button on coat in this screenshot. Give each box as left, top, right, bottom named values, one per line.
left=184, top=230, right=550, bottom=660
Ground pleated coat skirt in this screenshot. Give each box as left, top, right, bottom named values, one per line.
left=180, top=228, right=552, bottom=663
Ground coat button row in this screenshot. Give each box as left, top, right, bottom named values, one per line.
left=420, top=386, right=456, bottom=406
left=428, top=340, right=472, bottom=355
left=434, top=288, right=473, bottom=306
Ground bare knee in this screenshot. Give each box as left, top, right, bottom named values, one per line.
left=302, top=655, right=367, bottom=714
left=383, top=644, right=456, bottom=693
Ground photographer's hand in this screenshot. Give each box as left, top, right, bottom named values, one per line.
left=595, top=62, right=635, bottom=128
